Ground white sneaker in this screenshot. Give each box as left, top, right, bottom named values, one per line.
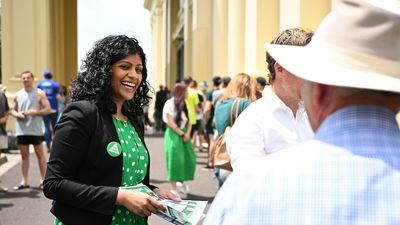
left=176, top=182, right=185, bottom=194
left=183, top=183, right=190, bottom=194
left=177, top=181, right=190, bottom=195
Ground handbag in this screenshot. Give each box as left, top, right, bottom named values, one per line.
left=210, top=98, right=241, bottom=171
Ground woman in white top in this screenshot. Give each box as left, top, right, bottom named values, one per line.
left=162, top=83, right=196, bottom=197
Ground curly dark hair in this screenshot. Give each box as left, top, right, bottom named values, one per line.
left=71, top=35, right=151, bottom=116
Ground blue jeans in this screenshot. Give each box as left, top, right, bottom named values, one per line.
left=43, top=112, right=58, bottom=150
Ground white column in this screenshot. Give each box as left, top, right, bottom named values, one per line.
left=212, top=0, right=228, bottom=77
left=280, top=0, right=300, bottom=31
left=227, top=0, right=245, bottom=77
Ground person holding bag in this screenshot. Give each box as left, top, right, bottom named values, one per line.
left=210, top=98, right=241, bottom=171
left=213, top=73, right=257, bottom=187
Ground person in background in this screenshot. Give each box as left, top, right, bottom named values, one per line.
left=183, top=77, right=200, bottom=140
left=164, top=86, right=171, bottom=98
left=142, top=104, right=152, bottom=129
left=203, top=76, right=221, bottom=169
left=0, top=88, right=9, bottom=153
left=57, top=85, right=68, bottom=121
left=37, top=69, right=61, bottom=152
left=212, top=76, right=230, bottom=106
left=154, top=85, right=168, bottom=132
left=205, top=0, right=400, bottom=224
left=162, top=83, right=196, bottom=198
left=11, top=70, right=52, bottom=190
left=190, top=80, right=205, bottom=149
left=43, top=35, right=179, bottom=225
left=255, top=76, right=267, bottom=99
left=227, top=28, right=314, bottom=171
left=0, top=87, right=10, bottom=193
left=213, top=73, right=257, bottom=187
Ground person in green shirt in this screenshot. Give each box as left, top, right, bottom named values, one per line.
left=183, top=77, right=200, bottom=137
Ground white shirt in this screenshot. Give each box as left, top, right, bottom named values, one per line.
left=227, top=88, right=314, bottom=171
left=162, top=98, right=188, bottom=129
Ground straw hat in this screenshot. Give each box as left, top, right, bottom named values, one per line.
left=265, top=0, right=400, bottom=93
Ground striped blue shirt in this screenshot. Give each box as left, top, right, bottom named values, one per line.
left=204, top=105, right=400, bottom=225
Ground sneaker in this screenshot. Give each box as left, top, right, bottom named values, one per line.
left=177, top=181, right=190, bottom=195
left=183, top=183, right=190, bottom=194
left=176, top=182, right=185, bottom=194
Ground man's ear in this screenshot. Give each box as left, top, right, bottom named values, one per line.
left=273, top=62, right=284, bottom=77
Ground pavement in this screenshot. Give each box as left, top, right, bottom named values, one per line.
left=0, top=135, right=218, bottom=225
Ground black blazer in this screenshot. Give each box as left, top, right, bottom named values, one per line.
left=43, top=101, right=156, bottom=225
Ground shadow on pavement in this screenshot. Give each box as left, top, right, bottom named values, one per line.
left=150, top=179, right=169, bottom=185
left=186, top=193, right=214, bottom=203
left=0, top=189, right=42, bottom=199
left=0, top=203, right=14, bottom=210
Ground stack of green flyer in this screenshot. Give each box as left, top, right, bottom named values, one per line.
left=121, top=183, right=207, bottom=225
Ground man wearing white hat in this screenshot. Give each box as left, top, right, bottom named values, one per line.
left=204, top=0, right=400, bottom=224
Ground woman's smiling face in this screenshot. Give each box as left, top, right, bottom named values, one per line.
left=111, top=54, right=143, bottom=105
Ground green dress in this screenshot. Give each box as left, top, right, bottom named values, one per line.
left=54, top=116, right=149, bottom=225
left=164, top=127, right=196, bottom=181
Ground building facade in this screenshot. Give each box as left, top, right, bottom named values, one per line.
left=1, top=0, right=77, bottom=93
left=144, top=0, right=332, bottom=90
left=1, top=0, right=77, bottom=132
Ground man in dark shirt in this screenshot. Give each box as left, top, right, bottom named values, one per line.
left=154, top=85, right=169, bottom=132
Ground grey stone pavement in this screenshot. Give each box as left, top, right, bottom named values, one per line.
left=0, top=135, right=218, bottom=225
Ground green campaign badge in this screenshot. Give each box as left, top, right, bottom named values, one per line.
left=107, top=142, right=122, bottom=157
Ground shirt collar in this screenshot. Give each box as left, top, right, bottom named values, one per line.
left=262, top=88, right=306, bottom=114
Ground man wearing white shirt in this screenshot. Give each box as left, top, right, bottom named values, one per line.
left=227, top=28, right=315, bottom=171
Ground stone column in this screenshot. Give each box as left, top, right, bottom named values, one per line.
left=183, top=0, right=193, bottom=77
left=1, top=0, right=77, bottom=92
left=227, top=0, right=245, bottom=77
left=244, top=0, right=279, bottom=75
left=300, top=0, right=331, bottom=31
left=191, top=0, right=212, bottom=83
left=280, top=0, right=300, bottom=31
left=211, top=0, right=228, bottom=77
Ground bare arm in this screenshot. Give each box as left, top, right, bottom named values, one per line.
left=0, top=101, right=9, bottom=125
left=10, top=97, right=26, bottom=120
left=166, top=114, right=192, bottom=142
left=56, top=93, right=62, bottom=103
left=166, top=113, right=185, bottom=136
left=203, top=101, right=212, bottom=121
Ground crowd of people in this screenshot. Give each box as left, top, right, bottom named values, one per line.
left=0, top=0, right=399, bottom=224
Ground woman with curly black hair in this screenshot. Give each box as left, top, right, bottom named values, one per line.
left=43, top=35, right=180, bottom=225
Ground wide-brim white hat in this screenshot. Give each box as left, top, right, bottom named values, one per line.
left=265, top=0, right=400, bottom=93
